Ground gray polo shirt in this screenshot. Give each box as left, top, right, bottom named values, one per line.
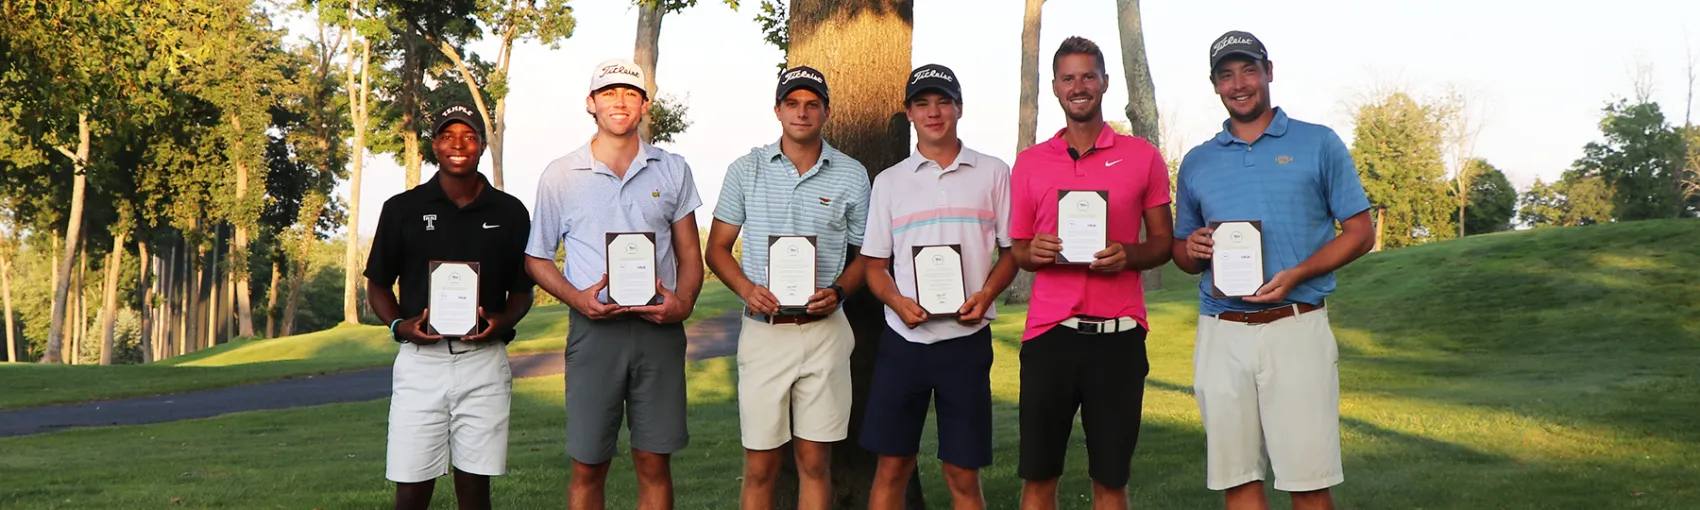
left=526, top=141, right=702, bottom=302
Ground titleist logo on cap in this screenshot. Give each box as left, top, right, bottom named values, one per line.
left=910, top=69, right=954, bottom=84
left=1211, top=35, right=1257, bottom=56
left=783, top=69, right=824, bottom=83
left=600, top=64, right=640, bottom=78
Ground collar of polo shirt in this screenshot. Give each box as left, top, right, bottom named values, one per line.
left=1214, top=106, right=1292, bottom=146
left=566, top=141, right=666, bottom=172
left=762, top=138, right=840, bottom=167
left=908, top=144, right=980, bottom=173
left=420, top=171, right=496, bottom=210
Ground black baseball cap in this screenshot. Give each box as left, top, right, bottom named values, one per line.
left=432, top=103, right=486, bottom=141
left=905, top=64, right=962, bottom=103
left=776, top=66, right=830, bottom=106
left=1208, top=31, right=1269, bottom=71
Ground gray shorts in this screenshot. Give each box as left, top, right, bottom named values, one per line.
left=564, top=310, right=689, bottom=464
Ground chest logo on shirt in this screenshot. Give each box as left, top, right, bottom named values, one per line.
left=1277, top=155, right=1294, bottom=165
left=652, top=189, right=660, bottom=197
left=818, top=197, right=833, bottom=206
left=423, top=214, right=438, bottom=231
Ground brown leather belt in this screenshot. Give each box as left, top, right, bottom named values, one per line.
left=748, top=309, right=826, bottom=325
left=1213, top=300, right=1324, bottom=325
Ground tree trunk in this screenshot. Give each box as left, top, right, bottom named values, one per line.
left=266, top=259, right=280, bottom=338
left=634, top=0, right=665, bottom=143
left=787, top=2, right=921, bottom=507
left=345, top=30, right=370, bottom=325
left=1, top=244, right=15, bottom=362
left=99, top=231, right=127, bottom=365
left=231, top=111, right=257, bottom=338
left=74, top=240, right=87, bottom=364
left=1006, top=0, right=1045, bottom=306
left=183, top=242, right=196, bottom=355
left=402, top=31, right=424, bottom=189
left=1115, top=0, right=1163, bottom=292
left=1373, top=207, right=1386, bottom=252
left=490, top=11, right=517, bottom=190
left=42, top=112, right=91, bottom=364
left=139, top=240, right=153, bottom=362
left=283, top=257, right=307, bottom=337
left=203, top=238, right=218, bottom=350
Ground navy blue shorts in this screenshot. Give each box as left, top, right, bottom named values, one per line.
left=858, top=325, right=994, bottom=469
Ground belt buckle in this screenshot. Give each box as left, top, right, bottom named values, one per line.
left=1076, top=318, right=1104, bottom=335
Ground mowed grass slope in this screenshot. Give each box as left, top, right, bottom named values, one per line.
left=0, top=282, right=741, bottom=410
left=2, top=221, right=1697, bottom=508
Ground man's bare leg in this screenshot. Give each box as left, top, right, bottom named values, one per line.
left=1224, top=480, right=1269, bottom=510
left=569, top=460, right=610, bottom=510
left=632, top=449, right=675, bottom=510
left=793, top=439, right=833, bottom=510
left=940, top=461, right=985, bottom=510
left=741, top=447, right=783, bottom=510
left=1020, top=477, right=1059, bottom=510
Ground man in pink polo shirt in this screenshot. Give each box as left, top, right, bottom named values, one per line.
left=1009, top=36, right=1174, bottom=510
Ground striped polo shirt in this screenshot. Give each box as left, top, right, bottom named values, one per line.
left=525, top=140, right=702, bottom=302
left=713, top=140, right=870, bottom=291
left=862, top=145, right=1011, bottom=344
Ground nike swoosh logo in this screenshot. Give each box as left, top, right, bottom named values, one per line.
left=483, top=223, right=499, bottom=229
left=1105, top=159, right=1124, bottom=167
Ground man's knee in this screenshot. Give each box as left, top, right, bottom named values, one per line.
left=794, top=443, right=832, bottom=480
left=572, top=460, right=610, bottom=485
left=631, top=451, right=672, bottom=482
left=743, top=450, right=782, bottom=486
left=874, top=456, right=917, bottom=482
left=941, top=463, right=981, bottom=491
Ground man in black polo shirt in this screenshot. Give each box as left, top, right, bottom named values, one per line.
left=365, top=103, right=535, bottom=510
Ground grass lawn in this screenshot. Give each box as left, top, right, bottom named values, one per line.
left=0, top=282, right=742, bottom=410
left=2, top=221, right=1698, bottom=508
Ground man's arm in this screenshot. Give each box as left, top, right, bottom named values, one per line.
left=1128, top=205, right=1175, bottom=271
left=707, top=219, right=778, bottom=315
left=525, top=255, right=620, bottom=319
left=1244, top=210, right=1374, bottom=303
left=805, top=247, right=867, bottom=316
left=628, top=214, right=703, bottom=323
left=369, top=279, right=442, bottom=344
left=864, top=256, right=928, bottom=327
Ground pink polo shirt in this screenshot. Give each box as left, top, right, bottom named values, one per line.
left=1009, top=125, right=1171, bottom=341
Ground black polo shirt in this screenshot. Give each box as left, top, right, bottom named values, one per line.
left=364, top=173, right=534, bottom=341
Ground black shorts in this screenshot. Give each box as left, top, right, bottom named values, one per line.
left=1018, top=324, right=1150, bottom=487
left=858, top=326, right=994, bottom=468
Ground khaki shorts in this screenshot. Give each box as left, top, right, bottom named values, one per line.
left=1194, top=308, right=1343, bottom=492
left=386, top=339, right=512, bottom=483
left=736, top=310, right=854, bottom=450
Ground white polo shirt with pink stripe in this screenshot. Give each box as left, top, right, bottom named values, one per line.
left=862, top=145, right=1012, bottom=344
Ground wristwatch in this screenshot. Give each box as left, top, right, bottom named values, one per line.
left=827, top=284, right=844, bottom=304
left=390, top=318, right=407, bottom=344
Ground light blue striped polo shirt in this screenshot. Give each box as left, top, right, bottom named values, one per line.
left=713, top=140, right=870, bottom=291
left=526, top=141, right=702, bottom=302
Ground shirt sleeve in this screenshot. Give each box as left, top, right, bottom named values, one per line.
left=1009, top=155, right=1037, bottom=240
left=712, top=157, right=749, bottom=226
left=994, top=160, right=1014, bottom=248
left=1144, top=149, right=1173, bottom=210
left=860, top=176, right=894, bottom=259
left=361, top=199, right=402, bottom=285
left=845, top=172, right=872, bottom=247
left=1321, top=130, right=1373, bottom=221
left=672, top=157, right=704, bottom=223
left=525, top=167, right=566, bottom=260
left=1173, top=151, right=1205, bottom=239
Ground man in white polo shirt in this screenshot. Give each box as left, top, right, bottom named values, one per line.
left=525, top=58, right=704, bottom=510
left=859, top=64, right=1016, bottom=510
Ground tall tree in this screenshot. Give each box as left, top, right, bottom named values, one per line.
left=1438, top=89, right=1486, bottom=237
left=362, top=0, right=481, bottom=189
left=787, top=2, right=917, bottom=507
left=0, top=227, right=15, bottom=362
left=1520, top=176, right=1613, bottom=228
left=1456, top=159, right=1516, bottom=235
left=1114, top=0, right=1162, bottom=291
left=1005, top=0, right=1045, bottom=305
left=631, top=0, right=727, bottom=143
left=1351, top=92, right=1456, bottom=250
left=343, top=0, right=377, bottom=325
left=1570, top=99, right=1685, bottom=221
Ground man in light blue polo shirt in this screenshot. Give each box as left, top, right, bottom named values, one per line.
left=1172, top=32, right=1374, bottom=510
left=704, top=65, right=870, bottom=510
left=524, top=58, right=703, bottom=510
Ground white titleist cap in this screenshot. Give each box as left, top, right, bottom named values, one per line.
left=589, top=58, right=647, bottom=98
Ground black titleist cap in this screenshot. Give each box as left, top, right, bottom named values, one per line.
left=776, top=66, right=830, bottom=105
left=1208, top=31, right=1268, bottom=71
left=905, top=64, right=962, bottom=103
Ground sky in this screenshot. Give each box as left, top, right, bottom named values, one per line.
left=306, top=0, right=1700, bottom=237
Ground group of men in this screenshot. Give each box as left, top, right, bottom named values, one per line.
left=365, top=30, right=1374, bottom=510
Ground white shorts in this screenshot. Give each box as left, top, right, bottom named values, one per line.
left=1193, top=308, right=1343, bottom=492
left=386, top=339, right=513, bottom=483
left=736, top=310, right=855, bottom=450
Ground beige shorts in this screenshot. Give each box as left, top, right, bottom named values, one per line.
left=736, top=310, right=855, bottom=450
left=1194, top=308, right=1343, bottom=492
left=386, top=339, right=512, bottom=483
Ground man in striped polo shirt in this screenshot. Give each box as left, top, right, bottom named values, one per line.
left=525, top=58, right=703, bottom=509
left=704, top=65, right=871, bottom=510
left=859, top=64, right=1016, bottom=510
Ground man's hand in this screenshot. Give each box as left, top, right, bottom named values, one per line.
left=956, top=290, right=995, bottom=324
left=739, top=285, right=781, bottom=316
left=1027, top=233, right=1062, bottom=267
left=1184, top=227, right=1215, bottom=261
left=1243, top=268, right=1301, bottom=304
left=397, top=309, right=444, bottom=345
left=891, top=296, right=929, bottom=329
left=804, top=287, right=839, bottom=316
left=569, top=275, right=624, bottom=320
left=460, top=307, right=510, bottom=342
left=626, top=280, right=694, bottom=324
left=1089, top=242, right=1128, bottom=273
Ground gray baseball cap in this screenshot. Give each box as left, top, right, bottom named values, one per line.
left=1209, top=31, right=1268, bottom=71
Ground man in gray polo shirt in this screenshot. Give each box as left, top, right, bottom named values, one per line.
left=525, top=58, right=704, bottom=510
left=704, top=65, right=871, bottom=510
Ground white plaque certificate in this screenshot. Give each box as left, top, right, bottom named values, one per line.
left=1057, top=190, right=1108, bottom=264
left=911, top=245, right=967, bottom=318
left=767, top=235, right=818, bottom=311
left=605, top=232, right=658, bottom=307
left=428, top=261, right=480, bottom=337
left=1209, top=220, right=1265, bottom=298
